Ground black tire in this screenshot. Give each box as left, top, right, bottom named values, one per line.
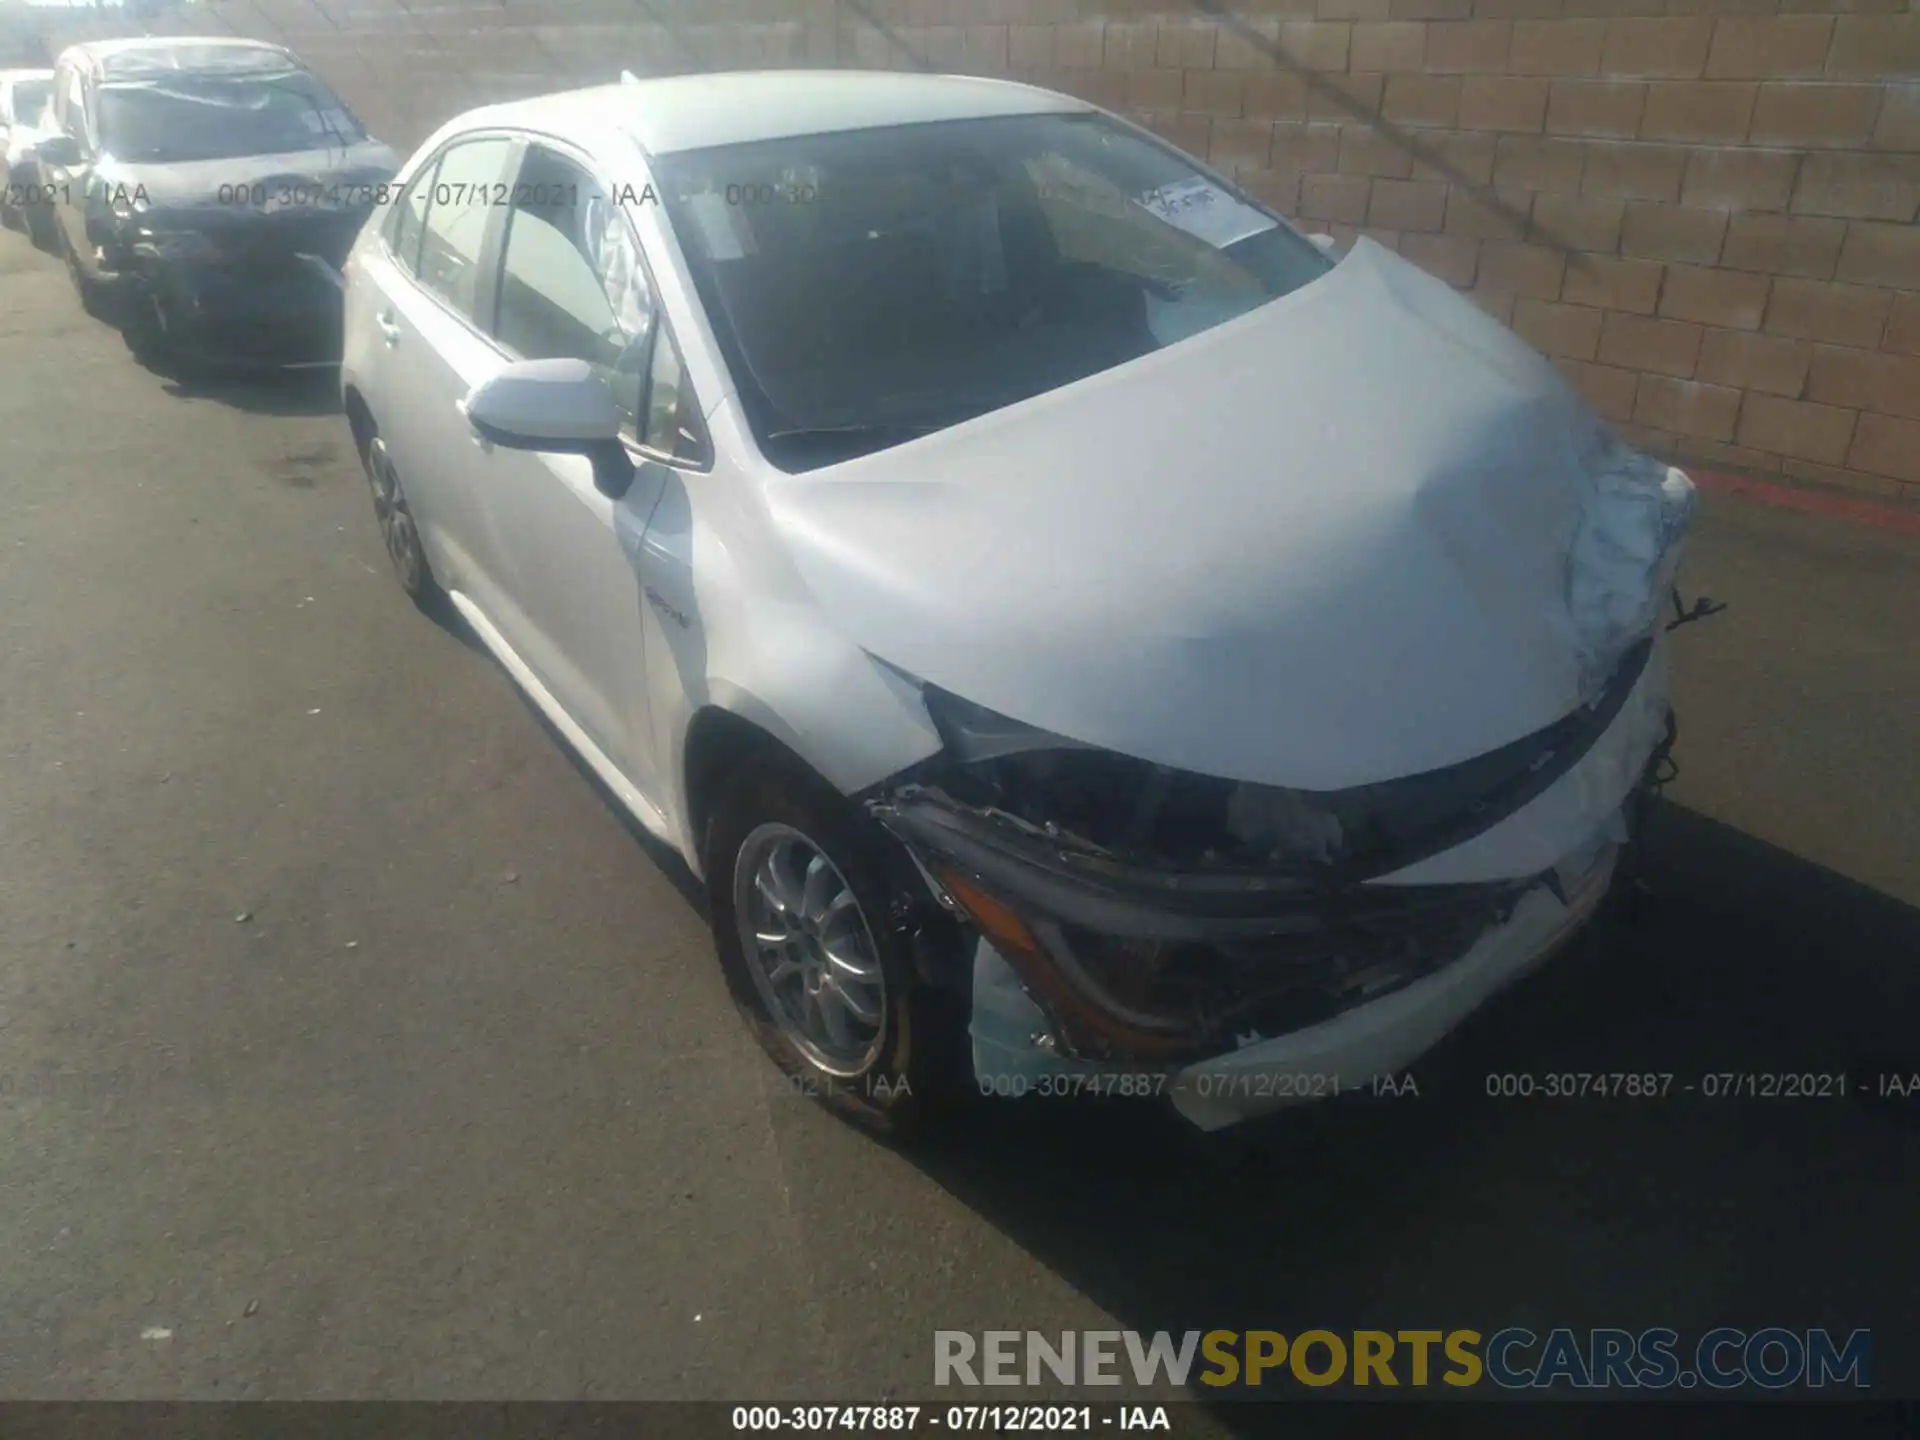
left=360, top=428, right=446, bottom=613
left=25, top=209, right=53, bottom=252
left=704, top=752, right=967, bottom=1140
left=63, top=235, right=109, bottom=320
left=121, top=289, right=217, bottom=382
left=122, top=290, right=172, bottom=366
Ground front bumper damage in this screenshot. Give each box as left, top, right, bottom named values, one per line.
left=132, top=255, right=345, bottom=366
left=869, top=630, right=1680, bottom=1132
left=115, top=207, right=367, bottom=367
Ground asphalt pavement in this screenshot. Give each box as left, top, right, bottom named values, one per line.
left=1, top=225, right=1917, bottom=1414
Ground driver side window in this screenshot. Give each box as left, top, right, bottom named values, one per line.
left=491, top=144, right=706, bottom=464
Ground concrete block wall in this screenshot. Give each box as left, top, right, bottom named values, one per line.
left=24, top=0, right=1920, bottom=500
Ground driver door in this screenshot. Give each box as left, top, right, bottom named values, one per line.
left=467, top=140, right=707, bottom=801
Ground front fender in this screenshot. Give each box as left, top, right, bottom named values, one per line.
left=702, top=637, right=941, bottom=801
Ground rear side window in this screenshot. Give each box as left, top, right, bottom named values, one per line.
left=385, top=161, right=436, bottom=275
left=414, top=137, right=511, bottom=322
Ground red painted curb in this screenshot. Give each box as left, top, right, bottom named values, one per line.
left=1688, top=468, right=1920, bottom=540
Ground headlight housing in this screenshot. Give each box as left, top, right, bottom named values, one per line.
left=883, top=778, right=1529, bottom=1065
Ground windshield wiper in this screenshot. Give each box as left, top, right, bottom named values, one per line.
left=765, top=421, right=951, bottom=442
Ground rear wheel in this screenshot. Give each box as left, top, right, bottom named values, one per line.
left=361, top=430, right=443, bottom=610
left=704, top=754, right=967, bottom=1138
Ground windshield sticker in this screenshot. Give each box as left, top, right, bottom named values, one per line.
left=1134, top=177, right=1278, bottom=251
left=686, top=190, right=749, bottom=262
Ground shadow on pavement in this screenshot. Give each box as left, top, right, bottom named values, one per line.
left=503, top=676, right=711, bottom=920
left=886, top=800, right=1920, bottom=1421
left=144, top=357, right=346, bottom=418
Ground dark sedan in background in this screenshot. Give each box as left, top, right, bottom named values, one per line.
left=34, top=37, right=396, bottom=374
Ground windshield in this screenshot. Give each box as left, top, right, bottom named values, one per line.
left=96, top=71, right=364, bottom=164
left=652, top=112, right=1333, bottom=472
left=9, top=80, right=51, bottom=125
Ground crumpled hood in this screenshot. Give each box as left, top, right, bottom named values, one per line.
left=96, top=141, right=398, bottom=212
left=767, top=239, right=1643, bottom=792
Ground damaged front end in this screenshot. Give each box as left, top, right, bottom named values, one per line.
left=863, top=441, right=1699, bottom=1108
left=121, top=204, right=369, bottom=365
left=871, top=640, right=1658, bottom=1071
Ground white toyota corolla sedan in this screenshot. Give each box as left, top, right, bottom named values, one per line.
left=339, top=70, right=1695, bottom=1135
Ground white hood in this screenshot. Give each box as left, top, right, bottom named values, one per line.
left=766, top=240, right=1639, bottom=792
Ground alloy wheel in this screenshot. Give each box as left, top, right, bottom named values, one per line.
left=365, top=435, right=424, bottom=592
left=733, top=823, right=888, bottom=1077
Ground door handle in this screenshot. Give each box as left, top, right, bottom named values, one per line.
left=375, top=311, right=401, bottom=346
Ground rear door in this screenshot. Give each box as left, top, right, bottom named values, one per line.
left=354, top=133, right=518, bottom=619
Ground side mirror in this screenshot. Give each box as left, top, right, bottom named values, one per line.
left=464, top=358, right=636, bottom=499
left=36, top=133, right=81, bottom=168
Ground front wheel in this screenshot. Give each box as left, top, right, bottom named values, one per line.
left=23, top=205, right=57, bottom=252
left=63, top=235, right=109, bottom=319
left=704, top=755, right=967, bottom=1138
left=123, top=289, right=193, bottom=376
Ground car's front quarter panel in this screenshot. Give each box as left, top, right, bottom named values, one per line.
left=634, top=414, right=946, bottom=874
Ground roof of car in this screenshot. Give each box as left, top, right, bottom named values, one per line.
left=470, top=70, right=1091, bottom=156
left=64, top=37, right=301, bottom=83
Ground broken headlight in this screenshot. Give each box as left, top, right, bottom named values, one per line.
left=915, top=664, right=1645, bottom=883
left=918, top=685, right=1348, bottom=874
left=877, top=678, right=1643, bottom=1063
